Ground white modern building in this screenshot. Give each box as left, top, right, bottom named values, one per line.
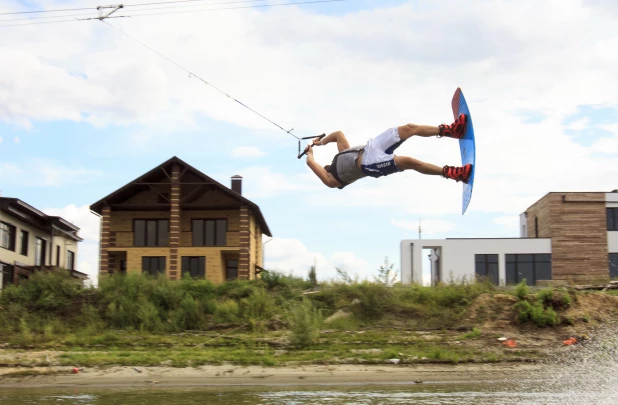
left=400, top=190, right=618, bottom=286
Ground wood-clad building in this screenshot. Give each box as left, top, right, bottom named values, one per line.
left=89, top=156, right=272, bottom=283
left=522, top=191, right=614, bottom=285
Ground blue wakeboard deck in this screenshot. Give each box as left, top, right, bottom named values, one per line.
left=451, top=87, right=476, bottom=215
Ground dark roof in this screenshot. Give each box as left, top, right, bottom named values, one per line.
left=0, top=197, right=83, bottom=241
left=89, top=156, right=272, bottom=236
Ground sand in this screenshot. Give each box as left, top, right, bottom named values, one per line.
left=0, top=363, right=548, bottom=388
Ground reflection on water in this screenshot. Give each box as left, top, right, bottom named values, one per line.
left=3, top=325, right=618, bottom=405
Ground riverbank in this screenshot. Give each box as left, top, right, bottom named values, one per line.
left=0, top=362, right=549, bottom=388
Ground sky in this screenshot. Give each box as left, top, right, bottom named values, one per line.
left=1, top=0, right=617, bottom=286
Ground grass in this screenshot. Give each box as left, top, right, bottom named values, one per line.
left=0, top=271, right=611, bottom=369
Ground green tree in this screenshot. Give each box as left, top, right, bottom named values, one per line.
left=374, top=256, right=397, bottom=286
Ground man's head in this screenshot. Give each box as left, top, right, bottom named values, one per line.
left=324, top=164, right=331, bottom=173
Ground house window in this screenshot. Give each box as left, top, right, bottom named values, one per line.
left=20, top=230, right=28, bottom=255
left=608, top=208, right=618, bottom=231
left=506, top=254, right=551, bottom=286
left=610, top=254, right=618, bottom=280
left=1, top=262, right=14, bottom=287
left=534, top=217, right=539, bottom=238
left=142, top=256, right=166, bottom=277
left=475, top=254, right=499, bottom=285
left=134, top=219, right=169, bottom=247
left=181, top=256, right=206, bottom=279
left=0, top=221, right=16, bottom=251
left=56, top=245, right=61, bottom=267
left=192, top=219, right=227, bottom=246
left=226, top=259, right=238, bottom=281
left=35, top=237, right=46, bottom=266
left=67, top=250, right=75, bottom=270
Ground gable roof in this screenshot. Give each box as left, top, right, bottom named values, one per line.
left=89, top=156, right=272, bottom=236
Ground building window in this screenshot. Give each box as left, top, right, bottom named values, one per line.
left=192, top=219, right=227, bottom=246
left=0, top=221, right=16, bottom=251
left=181, top=256, right=206, bottom=279
left=134, top=219, right=169, bottom=247
left=56, top=246, right=61, bottom=267
left=1, top=262, right=14, bottom=287
left=475, top=254, right=499, bottom=285
left=534, top=217, right=539, bottom=238
left=610, top=254, right=618, bottom=280
left=20, top=230, right=28, bottom=255
left=608, top=208, right=618, bottom=231
left=226, top=259, right=238, bottom=281
left=506, top=254, right=551, bottom=286
left=142, top=256, right=166, bottom=277
left=67, top=250, right=75, bottom=270
left=35, top=237, right=46, bottom=266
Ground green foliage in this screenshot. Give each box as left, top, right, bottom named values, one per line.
left=373, top=257, right=397, bottom=286
left=286, top=298, right=323, bottom=348
left=514, top=280, right=529, bottom=300
left=515, top=299, right=560, bottom=327
left=240, top=286, right=276, bottom=332
left=308, top=266, right=317, bottom=288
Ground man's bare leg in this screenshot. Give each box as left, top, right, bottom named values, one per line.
left=396, top=124, right=440, bottom=141
left=393, top=156, right=442, bottom=175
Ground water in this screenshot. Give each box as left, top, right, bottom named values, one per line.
left=3, top=325, right=618, bottom=405
left=0, top=383, right=612, bottom=405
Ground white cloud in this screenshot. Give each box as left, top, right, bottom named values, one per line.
left=390, top=218, right=456, bottom=236
left=231, top=146, right=266, bottom=158
left=264, top=237, right=372, bottom=281
left=493, top=215, right=521, bottom=232
left=42, top=204, right=101, bottom=286
left=0, top=158, right=101, bottom=186
left=230, top=166, right=322, bottom=199
left=566, top=117, right=591, bottom=131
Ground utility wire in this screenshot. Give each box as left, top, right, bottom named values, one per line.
left=0, top=0, right=350, bottom=27
left=102, top=20, right=299, bottom=138
left=0, top=0, right=264, bottom=22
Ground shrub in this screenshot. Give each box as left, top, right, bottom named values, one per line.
left=240, top=286, right=276, bottom=332
left=286, top=298, right=323, bottom=349
left=514, top=280, right=529, bottom=300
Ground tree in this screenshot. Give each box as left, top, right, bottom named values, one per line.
left=308, top=265, right=317, bottom=288
left=374, top=256, right=397, bottom=286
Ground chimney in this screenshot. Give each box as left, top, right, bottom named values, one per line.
left=231, top=175, right=242, bottom=195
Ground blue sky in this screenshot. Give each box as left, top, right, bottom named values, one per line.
left=1, top=0, right=617, bottom=284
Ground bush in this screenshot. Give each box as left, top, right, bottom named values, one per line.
left=515, top=280, right=529, bottom=300
left=286, top=298, right=323, bottom=348
left=240, top=286, right=276, bottom=332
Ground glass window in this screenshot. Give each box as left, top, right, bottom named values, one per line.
left=20, top=230, right=28, bottom=255
left=192, top=219, right=227, bottom=247
left=0, top=222, right=15, bottom=251
left=67, top=250, right=75, bottom=270
left=1, top=263, right=14, bottom=287
left=606, top=208, right=618, bottom=231
left=142, top=256, right=166, bottom=277
left=609, top=253, right=618, bottom=280
left=226, top=259, right=238, bottom=281
left=518, top=262, right=535, bottom=285
left=134, top=220, right=169, bottom=247
left=181, top=256, right=206, bottom=279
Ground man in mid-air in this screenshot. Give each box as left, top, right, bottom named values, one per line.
left=304, top=114, right=472, bottom=189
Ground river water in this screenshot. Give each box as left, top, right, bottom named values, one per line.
left=0, top=382, right=615, bottom=405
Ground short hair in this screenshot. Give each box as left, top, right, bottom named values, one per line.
left=324, top=164, right=331, bottom=172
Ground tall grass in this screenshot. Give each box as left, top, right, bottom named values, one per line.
left=0, top=269, right=563, bottom=344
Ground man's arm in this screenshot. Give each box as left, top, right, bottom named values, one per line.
left=305, top=146, right=340, bottom=188
left=314, top=130, right=350, bottom=152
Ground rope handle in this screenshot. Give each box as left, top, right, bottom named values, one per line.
left=297, top=134, right=326, bottom=159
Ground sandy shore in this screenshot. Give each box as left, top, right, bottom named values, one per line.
left=0, top=363, right=548, bottom=388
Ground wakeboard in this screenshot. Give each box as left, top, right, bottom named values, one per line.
left=451, top=87, right=476, bottom=215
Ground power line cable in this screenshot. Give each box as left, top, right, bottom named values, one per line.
left=0, top=0, right=349, bottom=26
